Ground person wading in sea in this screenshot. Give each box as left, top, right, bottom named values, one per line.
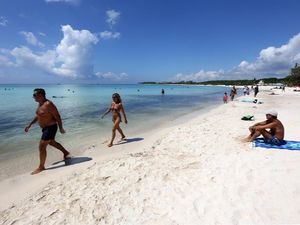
left=25, top=88, right=70, bottom=175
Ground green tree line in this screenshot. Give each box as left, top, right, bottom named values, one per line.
left=140, top=64, right=300, bottom=86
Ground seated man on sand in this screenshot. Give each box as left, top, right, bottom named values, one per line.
left=244, top=110, right=285, bottom=145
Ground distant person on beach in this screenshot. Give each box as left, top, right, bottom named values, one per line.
left=230, top=89, right=234, bottom=101
left=25, top=88, right=70, bottom=175
left=161, top=89, right=165, bottom=95
left=246, top=86, right=250, bottom=95
left=282, top=85, right=285, bottom=92
left=101, top=93, right=128, bottom=147
left=223, top=92, right=228, bottom=103
left=243, top=110, right=285, bottom=145
left=254, top=85, right=259, bottom=97
left=243, top=86, right=247, bottom=96
left=230, top=86, right=237, bottom=101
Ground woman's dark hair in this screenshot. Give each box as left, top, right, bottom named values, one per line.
left=112, top=93, right=122, bottom=104
left=34, top=88, right=46, bottom=97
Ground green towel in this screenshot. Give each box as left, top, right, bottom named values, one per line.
left=241, top=115, right=254, bottom=121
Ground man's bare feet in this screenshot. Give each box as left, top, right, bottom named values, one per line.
left=121, top=135, right=126, bottom=141
left=242, top=137, right=251, bottom=143
left=31, top=167, right=45, bottom=175
left=64, top=152, right=71, bottom=159
left=107, top=143, right=113, bottom=147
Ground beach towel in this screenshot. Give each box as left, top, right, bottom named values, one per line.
left=240, top=100, right=254, bottom=103
left=240, top=99, right=263, bottom=104
left=253, top=138, right=300, bottom=151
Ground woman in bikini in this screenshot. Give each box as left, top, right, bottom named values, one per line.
left=101, top=93, right=128, bottom=147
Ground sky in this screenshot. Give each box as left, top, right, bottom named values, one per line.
left=0, top=0, right=300, bottom=84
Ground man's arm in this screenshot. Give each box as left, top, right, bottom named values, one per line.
left=249, top=120, right=268, bottom=132
left=253, top=120, right=268, bottom=127
left=48, top=102, right=65, bottom=133
left=255, top=122, right=277, bottom=131
left=25, top=116, right=38, bottom=132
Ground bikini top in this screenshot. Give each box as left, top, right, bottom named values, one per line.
left=111, top=102, right=122, bottom=112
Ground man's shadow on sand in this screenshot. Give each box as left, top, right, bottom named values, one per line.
left=47, top=156, right=92, bottom=170
left=113, top=137, right=144, bottom=146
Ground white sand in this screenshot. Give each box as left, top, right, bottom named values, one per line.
left=1, top=87, right=300, bottom=225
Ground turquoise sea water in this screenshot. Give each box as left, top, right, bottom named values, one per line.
left=0, top=84, right=229, bottom=180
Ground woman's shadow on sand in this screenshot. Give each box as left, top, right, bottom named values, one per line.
left=114, top=137, right=144, bottom=146
left=47, top=156, right=93, bottom=170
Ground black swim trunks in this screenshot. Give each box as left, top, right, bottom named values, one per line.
left=41, top=124, right=58, bottom=141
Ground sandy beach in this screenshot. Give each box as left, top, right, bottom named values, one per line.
left=1, top=87, right=300, bottom=225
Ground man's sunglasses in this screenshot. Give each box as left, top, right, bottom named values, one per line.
left=33, top=93, right=37, bottom=97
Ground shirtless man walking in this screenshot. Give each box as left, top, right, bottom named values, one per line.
left=25, top=88, right=70, bottom=175
left=244, top=110, right=285, bottom=145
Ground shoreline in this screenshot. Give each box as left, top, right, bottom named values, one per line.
left=0, top=95, right=223, bottom=209
left=0, top=81, right=229, bottom=181
left=1, top=87, right=300, bottom=224
left=0, top=95, right=221, bottom=182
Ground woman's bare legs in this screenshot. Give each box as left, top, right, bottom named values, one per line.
left=243, top=127, right=272, bottom=142
left=117, top=127, right=126, bottom=141
left=108, top=118, right=121, bottom=147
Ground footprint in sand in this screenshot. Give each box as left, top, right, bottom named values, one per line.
left=142, top=216, right=179, bottom=225
left=88, top=144, right=96, bottom=150
left=193, top=198, right=207, bottom=217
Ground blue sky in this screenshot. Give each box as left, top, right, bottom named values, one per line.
left=0, top=0, right=300, bottom=84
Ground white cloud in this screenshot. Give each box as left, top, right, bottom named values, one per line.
left=95, top=72, right=128, bottom=81
left=172, top=33, right=300, bottom=81
left=11, top=46, right=56, bottom=72
left=20, top=31, right=45, bottom=47
left=18, top=13, right=28, bottom=19
left=0, top=55, right=14, bottom=67
left=172, top=70, right=224, bottom=82
left=7, top=25, right=99, bottom=78
left=1, top=25, right=127, bottom=81
left=235, top=33, right=300, bottom=76
left=99, top=31, right=120, bottom=40
left=45, top=0, right=80, bottom=5
left=39, top=32, right=46, bottom=36
left=0, top=16, right=8, bottom=26
left=0, top=49, right=15, bottom=67
left=52, top=25, right=99, bottom=77
left=106, top=10, right=121, bottom=28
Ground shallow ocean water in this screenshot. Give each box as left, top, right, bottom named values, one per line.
left=0, top=84, right=229, bottom=179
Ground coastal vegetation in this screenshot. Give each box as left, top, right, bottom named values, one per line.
left=141, top=64, right=300, bottom=86
left=284, top=63, right=300, bottom=86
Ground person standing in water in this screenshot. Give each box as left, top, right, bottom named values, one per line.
left=161, top=88, right=165, bottom=95
left=25, top=88, right=70, bottom=175
left=101, top=93, right=128, bottom=147
left=223, top=92, right=228, bottom=103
